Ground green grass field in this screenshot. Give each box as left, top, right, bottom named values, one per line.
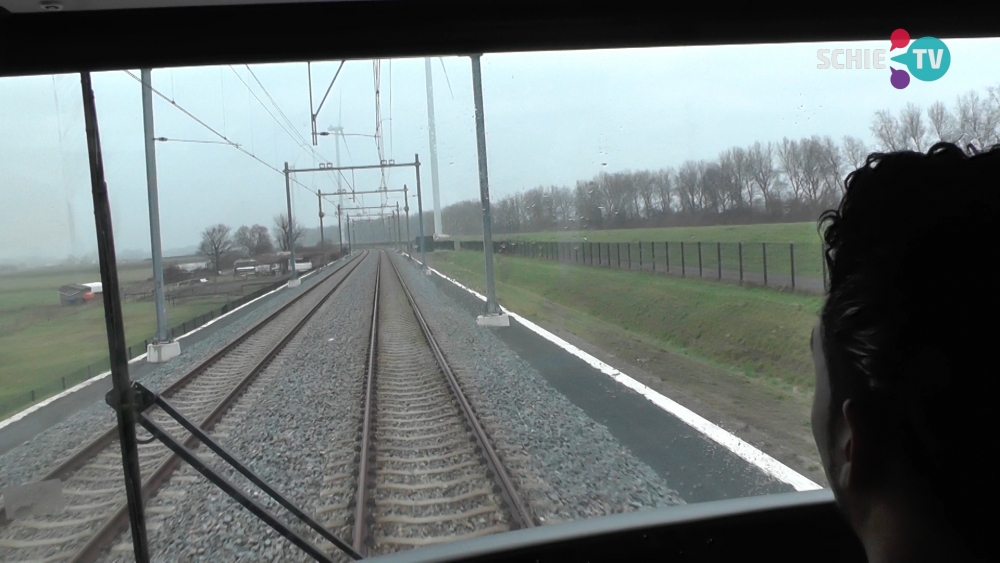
left=430, top=251, right=823, bottom=394
left=0, top=264, right=229, bottom=418
left=455, top=222, right=827, bottom=280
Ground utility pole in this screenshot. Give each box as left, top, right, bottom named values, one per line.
left=337, top=204, right=343, bottom=255
left=404, top=185, right=412, bottom=257
left=424, top=58, right=443, bottom=238
left=141, top=69, right=180, bottom=362
left=396, top=203, right=402, bottom=253
left=284, top=162, right=300, bottom=287
left=415, top=154, right=428, bottom=272
left=317, top=190, right=325, bottom=268
left=471, top=55, right=508, bottom=326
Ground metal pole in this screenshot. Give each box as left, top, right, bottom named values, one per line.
left=415, top=155, right=427, bottom=269
left=284, top=162, right=298, bottom=282
left=404, top=185, right=412, bottom=256
left=318, top=190, right=325, bottom=267
left=790, top=243, right=796, bottom=292
left=396, top=205, right=402, bottom=252
left=141, top=69, right=169, bottom=344
left=425, top=58, right=443, bottom=236
left=739, top=242, right=744, bottom=284
left=337, top=204, right=343, bottom=255
left=717, top=242, right=722, bottom=280
left=81, top=71, right=150, bottom=563
left=471, top=54, right=501, bottom=315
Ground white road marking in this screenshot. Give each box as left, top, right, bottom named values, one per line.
left=402, top=253, right=821, bottom=492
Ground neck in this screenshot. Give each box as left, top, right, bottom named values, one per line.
left=857, top=499, right=968, bottom=563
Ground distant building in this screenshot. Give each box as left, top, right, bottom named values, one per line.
left=59, top=282, right=102, bottom=306
left=177, top=261, right=210, bottom=273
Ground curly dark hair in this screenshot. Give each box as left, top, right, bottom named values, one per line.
left=818, top=141, right=1000, bottom=558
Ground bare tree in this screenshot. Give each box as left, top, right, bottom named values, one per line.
left=198, top=224, right=233, bottom=272
left=927, top=101, right=959, bottom=144
left=676, top=161, right=701, bottom=214
left=778, top=138, right=806, bottom=204
left=898, top=103, right=929, bottom=151
left=653, top=168, right=674, bottom=215
left=956, top=91, right=1000, bottom=151
left=234, top=224, right=274, bottom=257
left=841, top=135, right=869, bottom=170
left=748, top=141, right=778, bottom=214
left=273, top=213, right=306, bottom=252
left=870, top=109, right=904, bottom=151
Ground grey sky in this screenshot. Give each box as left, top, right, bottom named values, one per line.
left=2, top=36, right=998, bottom=262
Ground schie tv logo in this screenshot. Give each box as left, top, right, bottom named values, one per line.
left=817, top=29, right=950, bottom=89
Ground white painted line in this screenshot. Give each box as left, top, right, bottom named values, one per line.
left=0, top=266, right=329, bottom=430
left=402, top=252, right=821, bottom=492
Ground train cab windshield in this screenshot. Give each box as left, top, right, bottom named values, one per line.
left=1, top=4, right=998, bottom=562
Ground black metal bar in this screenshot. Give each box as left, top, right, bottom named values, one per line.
left=652, top=241, right=655, bottom=272
left=82, top=70, right=150, bottom=563
left=139, top=385, right=362, bottom=560
left=698, top=241, right=703, bottom=277
left=639, top=241, right=642, bottom=269
left=681, top=242, right=685, bottom=277
left=617, top=243, right=621, bottom=268
left=628, top=243, right=631, bottom=270
left=739, top=242, right=744, bottom=285
left=790, top=243, right=796, bottom=292
left=607, top=243, right=611, bottom=268
left=135, top=413, right=339, bottom=563
left=665, top=241, right=670, bottom=273
left=717, top=242, right=722, bottom=280
left=763, top=243, right=768, bottom=286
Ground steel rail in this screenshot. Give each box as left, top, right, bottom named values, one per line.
left=385, top=251, right=535, bottom=531
left=66, top=250, right=369, bottom=563
left=0, top=254, right=365, bottom=524
left=351, top=250, right=534, bottom=555
left=352, top=251, right=381, bottom=556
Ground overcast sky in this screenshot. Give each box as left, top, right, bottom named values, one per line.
left=2, top=37, right=999, bottom=262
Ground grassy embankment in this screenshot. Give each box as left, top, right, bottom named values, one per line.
left=454, top=222, right=827, bottom=279
left=430, top=250, right=823, bottom=393
left=0, top=264, right=227, bottom=416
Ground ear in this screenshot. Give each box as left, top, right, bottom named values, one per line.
left=834, top=398, right=861, bottom=490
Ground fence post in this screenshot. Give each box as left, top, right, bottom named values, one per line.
left=790, top=243, right=796, bottom=292
left=607, top=243, right=611, bottom=268
left=763, top=243, right=768, bottom=286
left=665, top=242, right=670, bottom=273
left=30, top=389, right=35, bottom=402
left=617, top=243, right=621, bottom=269
left=717, top=242, right=722, bottom=280
left=739, top=242, right=744, bottom=284
left=652, top=241, right=655, bottom=272
left=639, top=241, right=643, bottom=270
left=598, top=243, right=601, bottom=266
left=698, top=242, right=703, bottom=277
left=681, top=242, right=686, bottom=277
left=628, top=243, right=632, bottom=270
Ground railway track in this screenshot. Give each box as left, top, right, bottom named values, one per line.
left=351, top=250, right=535, bottom=557
left=0, top=251, right=368, bottom=563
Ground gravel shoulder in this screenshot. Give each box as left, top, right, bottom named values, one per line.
left=390, top=253, right=684, bottom=524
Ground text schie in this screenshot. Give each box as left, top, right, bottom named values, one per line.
left=817, top=49, right=885, bottom=69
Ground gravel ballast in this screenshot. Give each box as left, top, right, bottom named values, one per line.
left=99, top=252, right=377, bottom=563
left=388, top=252, right=684, bottom=525
left=0, top=258, right=352, bottom=496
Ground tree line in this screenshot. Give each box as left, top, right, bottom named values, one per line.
left=442, top=83, right=1000, bottom=236
left=197, top=212, right=310, bottom=272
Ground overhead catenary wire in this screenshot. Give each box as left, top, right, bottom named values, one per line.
left=229, top=65, right=339, bottom=190
left=122, top=69, right=315, bottom=196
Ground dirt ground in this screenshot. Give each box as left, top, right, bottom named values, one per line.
left=425, top=253, right=829, bottom=488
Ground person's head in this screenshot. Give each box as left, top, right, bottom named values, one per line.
left=813, top=141, right=1000, bottom=561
